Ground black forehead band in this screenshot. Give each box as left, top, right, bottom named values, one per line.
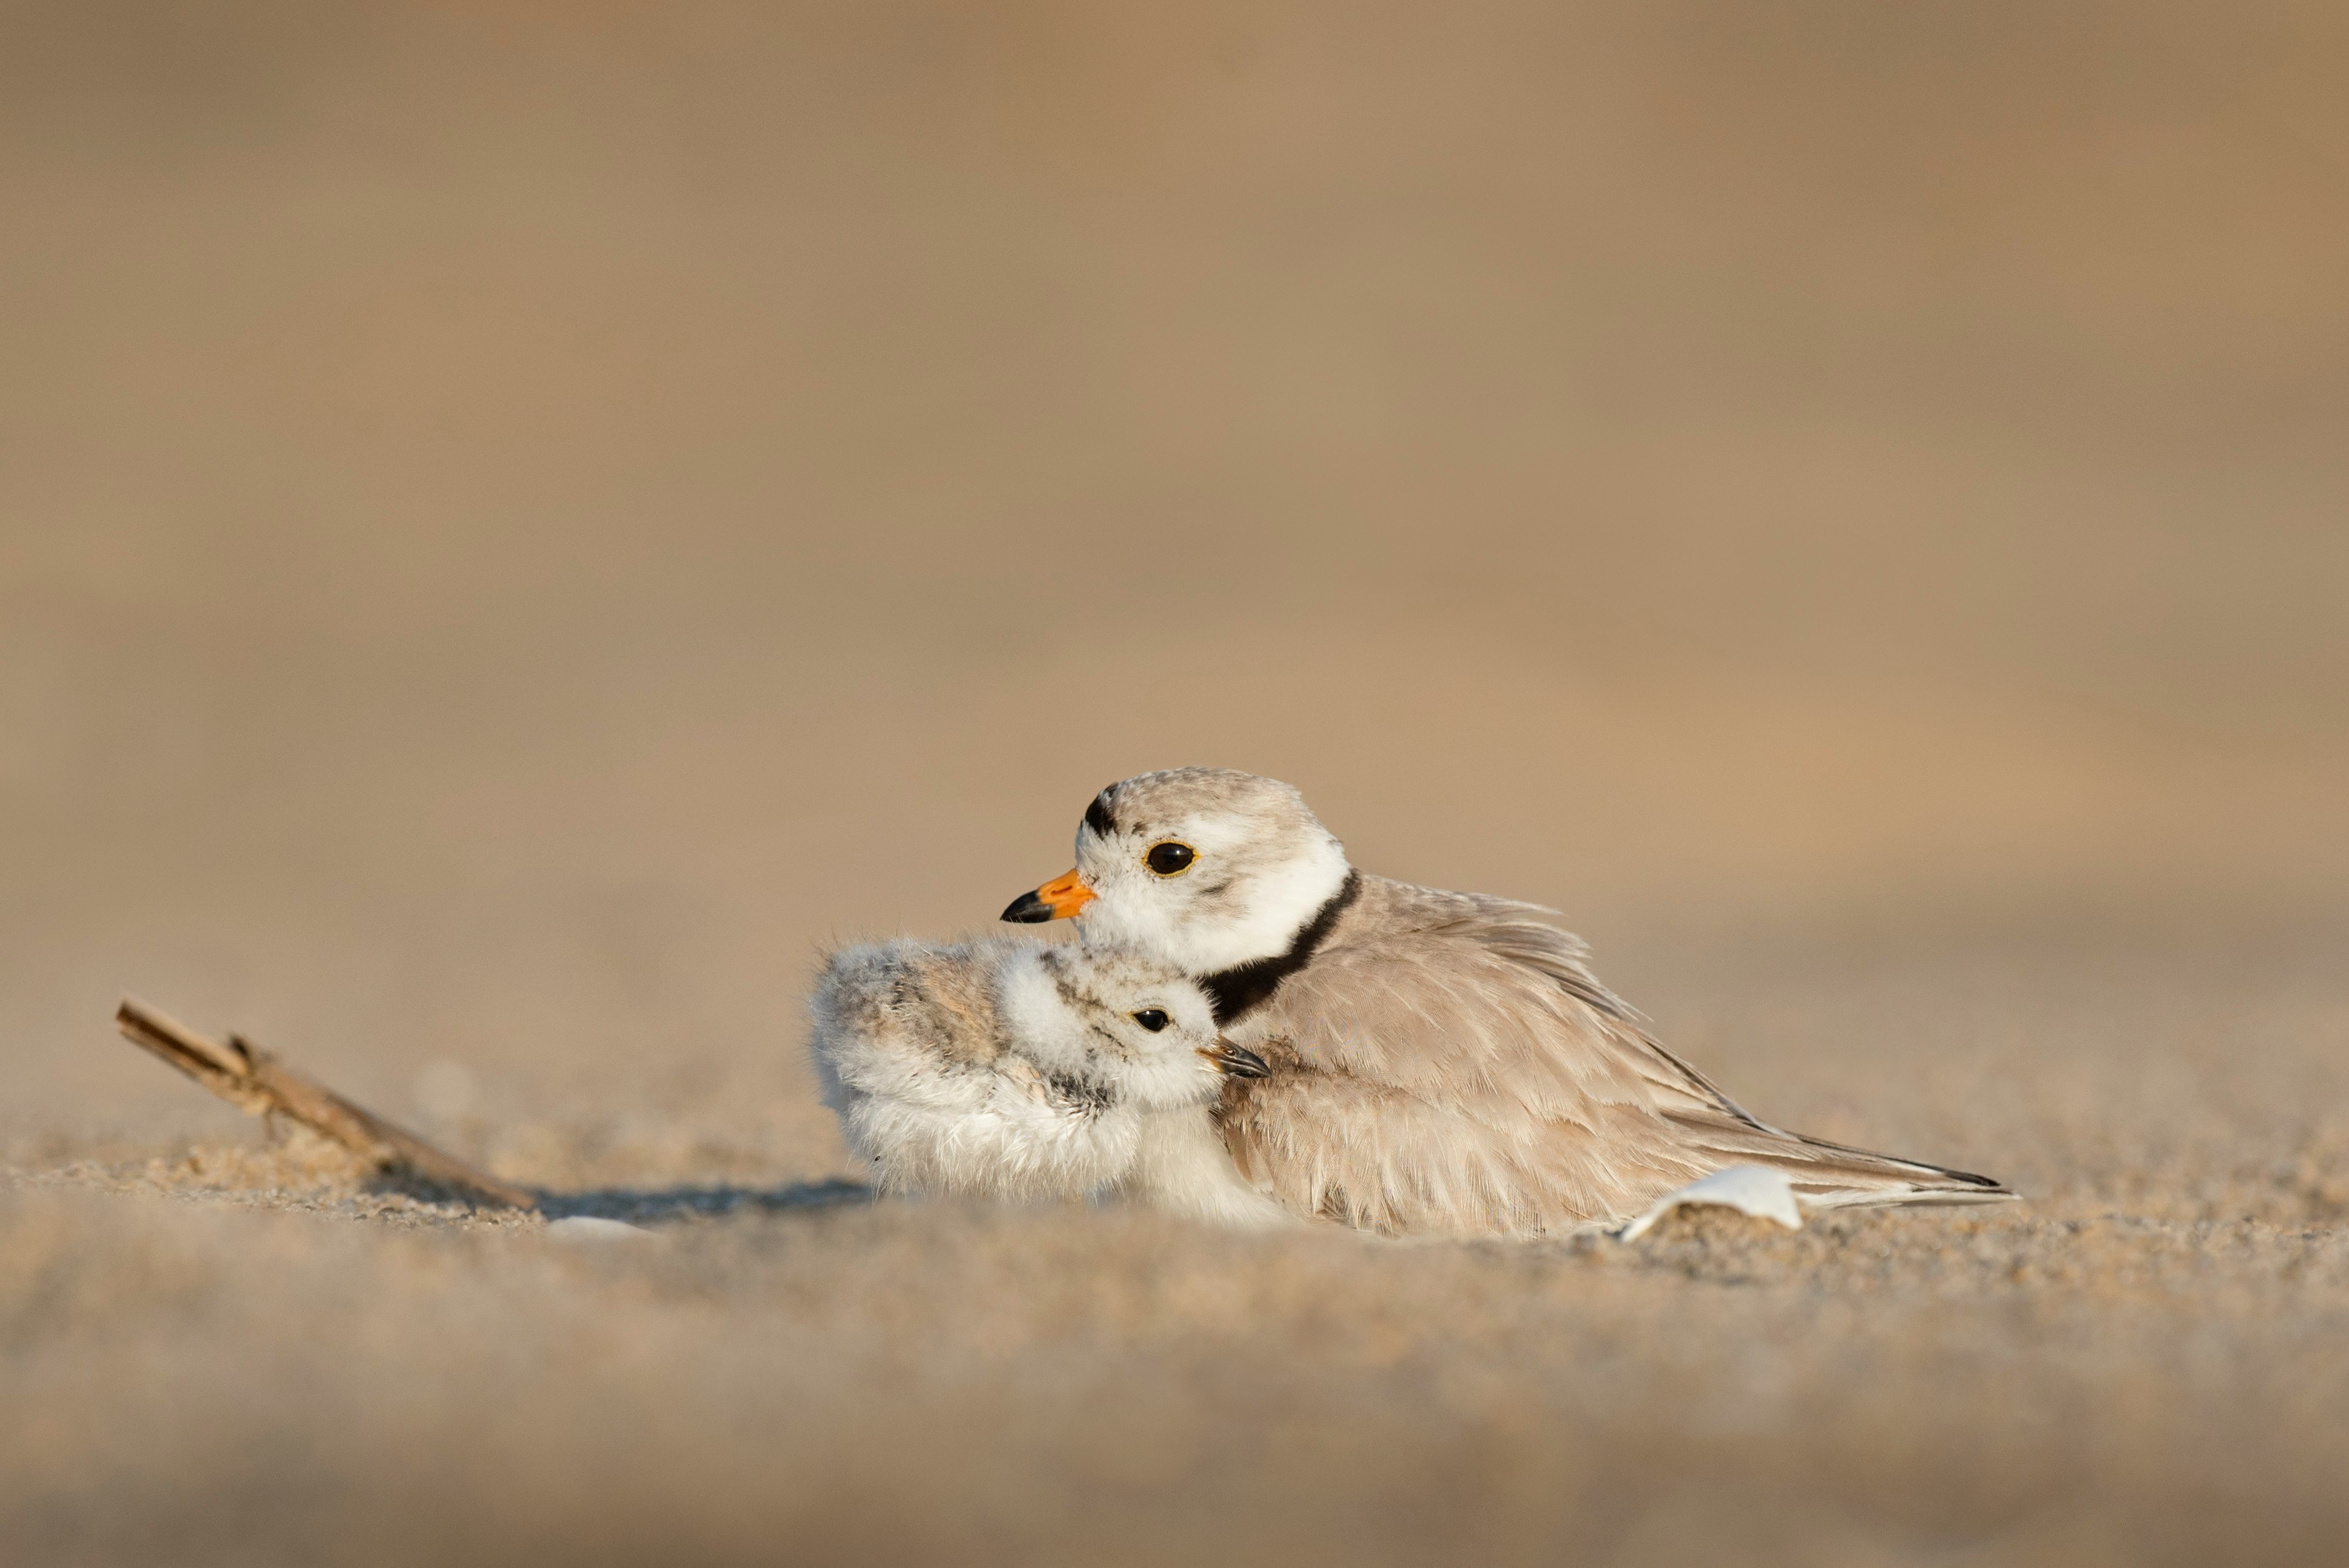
left=1083, top=791, right=1117, bottom=837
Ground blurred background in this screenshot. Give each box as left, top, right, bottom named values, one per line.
left=8, top=0, right=2345, bottom=1136
left=6, top=5, right=2348, bottom=1564
left=6, top=0, right=2346, bottom=1148
left=5, top=0, right=2346, bottom=1142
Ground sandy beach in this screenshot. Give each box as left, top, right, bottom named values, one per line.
left=5, top=3, right=2346, bottom=1562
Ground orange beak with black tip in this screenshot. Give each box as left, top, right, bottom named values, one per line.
left=1001, top=868, right=1095, bottom=923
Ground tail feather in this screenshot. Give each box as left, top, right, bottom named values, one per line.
left=1668, top=1112, right=2016, bottom=1209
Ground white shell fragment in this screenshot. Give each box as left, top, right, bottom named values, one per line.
left=1616, top=1165, right=1805, bottom=1242
left=545, top=1215, right=657, bottom=1243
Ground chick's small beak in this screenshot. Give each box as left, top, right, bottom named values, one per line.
left=1200, top=1040, right=1273, bottom=1079
left=1001, top=868, right=1096, bottom=924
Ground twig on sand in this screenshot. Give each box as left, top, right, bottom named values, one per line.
left=112, top=996, right=539, bottom=1211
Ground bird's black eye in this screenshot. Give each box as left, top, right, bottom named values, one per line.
left=1132, top=1009, right=1170, bottom=1033
left=1144, top=842, right=1195, bottom=877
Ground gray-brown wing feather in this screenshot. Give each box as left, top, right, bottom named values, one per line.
left=1216, top=884, right=2010, bottom=1236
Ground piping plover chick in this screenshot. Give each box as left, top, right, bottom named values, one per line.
left=1003, top=767, right=2015, bottom=1239
left=809, top=937, right=1292, bottom=1227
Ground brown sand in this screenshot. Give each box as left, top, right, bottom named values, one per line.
left=4, top=3, right=2346, bottom=1563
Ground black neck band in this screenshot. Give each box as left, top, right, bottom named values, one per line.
left=1200, top=870, right=1361, bottom=1027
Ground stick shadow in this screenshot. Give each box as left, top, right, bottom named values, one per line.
left=533, top=1178, right=874, bottom=1224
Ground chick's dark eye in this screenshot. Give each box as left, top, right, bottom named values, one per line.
left=1131, top=1009, right=1170, bottom=1033
left=1144, top=842, right=1195, bottom=877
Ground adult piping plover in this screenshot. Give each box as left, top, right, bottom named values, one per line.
left=1003, top=767, right=2014, bottom=1238
left=809, top=937, right=1293, bottom=1227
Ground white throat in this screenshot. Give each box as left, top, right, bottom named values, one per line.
left=1084, top=834, right=1352, bottom=976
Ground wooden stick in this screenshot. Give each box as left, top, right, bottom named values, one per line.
left=114, top=997, right=539, bottom=1211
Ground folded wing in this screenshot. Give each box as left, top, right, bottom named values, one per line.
left=1215, top=883, right=2012, bottom=1237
